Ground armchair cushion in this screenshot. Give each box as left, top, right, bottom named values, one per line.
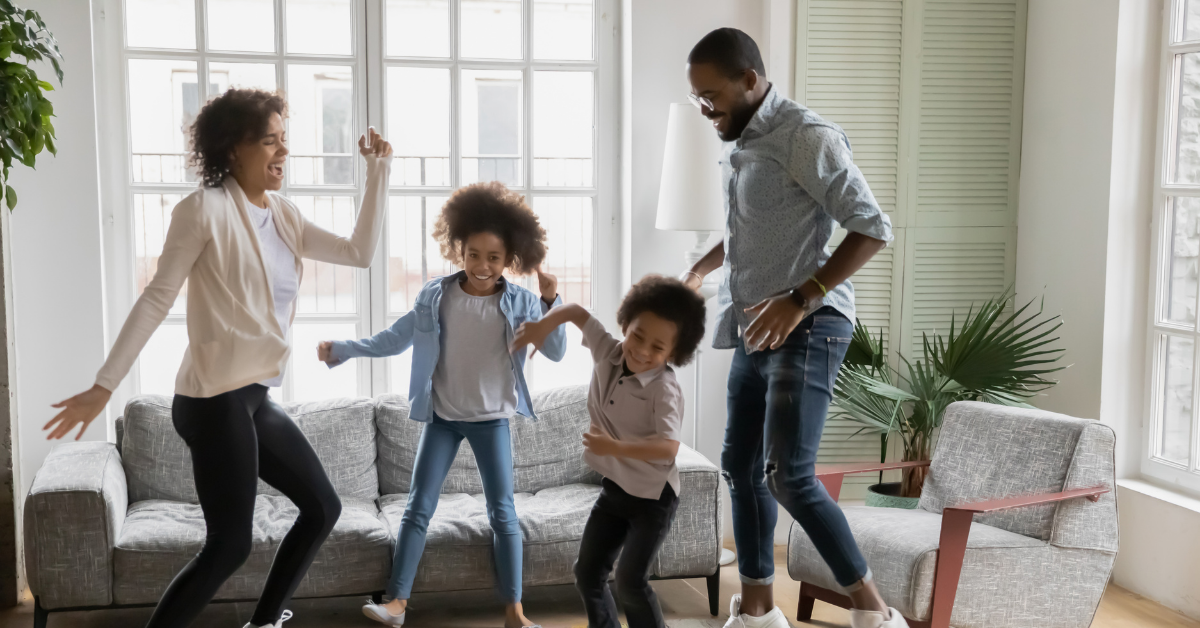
left=24, top=442, right=128, bottom=609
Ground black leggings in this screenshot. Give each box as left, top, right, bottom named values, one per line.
left=146, top=384, right=342, bottom=628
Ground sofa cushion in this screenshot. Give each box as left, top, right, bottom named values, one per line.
left=375, top=385, right=600, bottom=496
left=112, top=496, right=391, bottom=605
left=378, top=483, right=601, bottom=591
left=120, top=395, right=379, bottom=504
left=787, top=505, right=1045, bottom=621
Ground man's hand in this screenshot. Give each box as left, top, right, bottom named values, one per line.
left=535, top=266, right=558, bottom=304
left=582, top=430, right=622, bottom=457
left=44, top=384, right=111, bottom=441
left=743, top=286, right=822, bottom=351
left=511, top=319, right=552, bottom=354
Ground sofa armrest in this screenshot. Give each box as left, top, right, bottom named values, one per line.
left=814, top=461, right=931, bottom=501
left=24, top=442, right=127, bottom=609
left=654, top=445, right=722, bottom=578
left=927, top=485, right=1108, bottom=627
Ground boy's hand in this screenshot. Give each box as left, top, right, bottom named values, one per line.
left=511, top=320, right=551, bottom=354
left=583, top=431, right=622, bottom=457
left=317, top=341, right=337, bottom=364
left=535, top=265, right=558, bottom=304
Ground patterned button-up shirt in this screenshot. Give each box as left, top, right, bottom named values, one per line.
left=714, top=86, right=893, bottom=350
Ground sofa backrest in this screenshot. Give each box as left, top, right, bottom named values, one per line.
left=120, top=395, right=379, bottom=504
left=376, top=384, right=600, bottom=495
left=919, top=401, right=1116, bottom=545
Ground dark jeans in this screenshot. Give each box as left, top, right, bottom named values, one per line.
left=148, top=384, right=342, bottom=628
left=721, top=308, right=869, bottom=587
left=574, top=479, right=679, bottom=628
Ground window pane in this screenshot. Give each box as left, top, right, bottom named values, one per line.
left=1167, top=197, right=1200, bottom=326
left=391, top=353, right=411, bottom=396
left=287, top=65, right=355, bottom=185
left=1158, top=334, right=1195, bottom=466
left=461, top=69, right=523, bottom=186
left=534, top=0, right=592, bottom=60
left=1183, top=0, right=1200, bottom=42
left=126, top=0, right=196, bottom=49
left=134, top=194, right=188, bottom=315
left=139, top=325, right=189, bottom=396
left=533, top=71, right=594, bottom=187
left=293, top=196, right=358, bottom=313
left=388, top=196, right=454, bottom=313
left=207, top=0, right=275, bottom=52
left=210, top=62, right=278, bottom=93
left=461, top=0, right=522, bottom=59
left=387, top=0, right=449, bottom=57
left=1173, top=53, right=1200, bottom=183
left=526, top=324, right=592, bottom=392
left=387, top=67, right=451, bottom=186
left=291, top=323, right=359, bottom=401
left=128, top=59, right=200, bottom=184
left=533, top=196, right=592, bottom=308
left=287, top=0, right=353, bottom=55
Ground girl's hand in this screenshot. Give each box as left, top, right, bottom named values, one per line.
left=44, top=384, right=112, bottom=441
left=535, top=265, right=558, bottom=304
left=358, top=126, right=393, bottom=159
left=317, top=341, right=337, bottom=364
left=583, top=431, right=622, bottom=457
left=511, top=320, right=551, bottom=354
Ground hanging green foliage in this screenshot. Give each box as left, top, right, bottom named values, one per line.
left=0, top=0, right=62, bottom=211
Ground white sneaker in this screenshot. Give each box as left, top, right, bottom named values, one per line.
left=722, top=594, right=791, bottom=628
left=849, top=607, right=909, bottom=628
left=362, top=600, right=406, bottom=626
left=243, top=609, right=292, bottom=628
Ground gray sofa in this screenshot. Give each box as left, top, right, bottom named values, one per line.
left=24, top=385, right=723, bottom=626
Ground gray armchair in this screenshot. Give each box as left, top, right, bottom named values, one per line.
left=787, top=401, right=1118, bottom=628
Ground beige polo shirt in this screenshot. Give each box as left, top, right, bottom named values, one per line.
left=581, top=315, right=684, bottom=500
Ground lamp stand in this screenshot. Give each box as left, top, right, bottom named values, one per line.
left=683, top=231, right=736, bottom=567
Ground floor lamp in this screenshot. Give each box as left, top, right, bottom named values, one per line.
left=655, top=103, right=736, bottom=567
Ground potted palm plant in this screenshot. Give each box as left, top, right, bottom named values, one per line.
left=831, top=290, right=1065, bottom=507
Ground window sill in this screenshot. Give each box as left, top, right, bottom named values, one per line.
left=1117, top=478, right=1200, bottom=514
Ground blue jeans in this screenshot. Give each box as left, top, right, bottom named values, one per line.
left=721, top=308, right=870, bottom=588
left=387, top=415, right=522, bottom=602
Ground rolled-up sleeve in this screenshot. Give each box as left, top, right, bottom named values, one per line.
left=788, top=124, right=893, bottom=244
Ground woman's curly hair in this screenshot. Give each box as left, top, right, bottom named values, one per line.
left=432, top=182, right=547, bottom=274
left=188, top=88, right=288, bottom=187
left=617, top=275, right=707, bottom=366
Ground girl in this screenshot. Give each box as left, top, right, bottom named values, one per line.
left=44, top=89, right=393, bottom=628
left=511, top=275, right=707, bottom=628
left=317, top=181, right=566, bottom=628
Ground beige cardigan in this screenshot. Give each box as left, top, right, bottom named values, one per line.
left=96, top=154, right=392, bottom=398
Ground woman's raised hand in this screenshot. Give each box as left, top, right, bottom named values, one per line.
left=358, top=126, right=393, bottom=159
left=44, top=384, right=112, bottom=441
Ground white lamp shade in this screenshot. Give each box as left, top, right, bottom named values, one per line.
left=655, top=103, right=726, bottom=232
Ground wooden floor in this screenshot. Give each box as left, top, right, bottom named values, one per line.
left=0, top=547, right=1194, bottom=627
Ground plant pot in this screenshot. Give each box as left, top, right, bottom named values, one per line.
left=865, top=482, right=920, bottom=509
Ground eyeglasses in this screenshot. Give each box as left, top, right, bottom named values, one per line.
left=688, top=92, right=714, bottom=110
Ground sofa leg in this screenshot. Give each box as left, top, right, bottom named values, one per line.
left=797, top=588, right=815, bottom=621
left=33, top=596, right=48, bottom=628
left=706, top=572, right=719, bottom=616
left=372, top=591, right=383, bottom=605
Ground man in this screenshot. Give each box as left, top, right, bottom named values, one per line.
left=680, top=28, right=905, bottom=628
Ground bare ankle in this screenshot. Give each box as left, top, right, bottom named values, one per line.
left=739, top=583, right=774, bottom=616
left=846, top=579, right=888, bottom=614
left=384, top=598, right=406, bottom=614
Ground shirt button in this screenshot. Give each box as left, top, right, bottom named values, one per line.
left=618, top=380, right=623, bottom=385
left=609, top=400, right=614, bottom=405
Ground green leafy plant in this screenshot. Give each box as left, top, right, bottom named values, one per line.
left=832, top=289, right=1066, bottom=497
left=0, top=0, right=62, bottom=211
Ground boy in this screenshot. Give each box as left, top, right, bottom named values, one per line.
left=511, top=275, right=706, bottom=628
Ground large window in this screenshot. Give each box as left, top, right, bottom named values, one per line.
left=108, top=0, right=611, bottom=403
left=1149, top=0, right=1200, bottom=490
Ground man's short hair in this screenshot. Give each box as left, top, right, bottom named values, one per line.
left=687, top=28, right=766, bottom=79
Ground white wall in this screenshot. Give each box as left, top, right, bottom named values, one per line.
left=8, top=0, right=108, bottom=502
left=1113, top=481, right=1200, bottom=620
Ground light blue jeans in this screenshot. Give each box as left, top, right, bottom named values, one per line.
left=387, top=414, right=522, bottom=602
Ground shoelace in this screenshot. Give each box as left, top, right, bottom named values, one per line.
left=728, top=596, right=748, bottom=628
left=278, top=610, right=292, bottom=625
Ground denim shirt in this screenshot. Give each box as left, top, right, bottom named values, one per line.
left=328, top=271, right=566, bottom=422
left=715, top=85, right=893, bottom=350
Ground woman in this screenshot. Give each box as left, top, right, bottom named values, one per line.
left=43, top=89, right=393, bottom=628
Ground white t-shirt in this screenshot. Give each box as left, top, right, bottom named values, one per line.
left=431, top=281, right=519, bottom=421
left=247, top=201, right=299, bottom=388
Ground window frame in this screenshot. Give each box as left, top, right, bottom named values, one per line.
left=1146, top=0, right=1200, bottom=492
left=97, top=0, right=618, bottom=413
